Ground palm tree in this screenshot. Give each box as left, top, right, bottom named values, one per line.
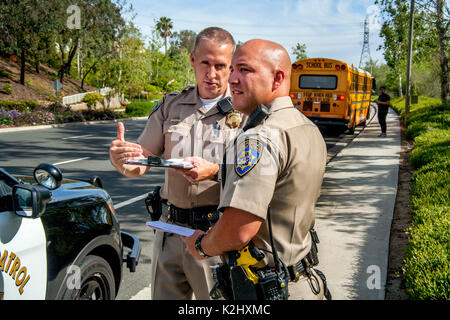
left=156, top=17, right=173, bottom=54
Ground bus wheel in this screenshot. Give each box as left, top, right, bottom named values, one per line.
left=348, top=116, right=357, bottom=134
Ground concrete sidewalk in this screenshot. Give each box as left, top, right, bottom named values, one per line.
left=315, top=105, right=401, bottom=299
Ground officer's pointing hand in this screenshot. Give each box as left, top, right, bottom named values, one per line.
left=109, top=122, right=144, bottom=167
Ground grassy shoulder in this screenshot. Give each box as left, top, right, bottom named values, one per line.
left=391, top=95, right=449, bottom=299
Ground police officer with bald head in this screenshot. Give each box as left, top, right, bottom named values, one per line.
left=181, top=39, right=331, bottom=300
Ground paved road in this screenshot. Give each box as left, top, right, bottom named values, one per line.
left=0, top=116, right=367, bottom=300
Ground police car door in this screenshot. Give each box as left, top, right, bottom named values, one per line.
left=0, top=178, right=47, bottom=300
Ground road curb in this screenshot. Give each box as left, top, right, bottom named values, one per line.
left=0, top=117, right=148, bottom=134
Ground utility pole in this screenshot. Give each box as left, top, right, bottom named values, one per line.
left=405, top=0, right=415, bottom=116
left=359, top=17, right=372, bottom=72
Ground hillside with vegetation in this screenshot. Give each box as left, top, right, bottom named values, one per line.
left=0, top=54, right=96, bottom=102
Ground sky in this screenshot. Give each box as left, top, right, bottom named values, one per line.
left=126, top=0, right=386, bottom=68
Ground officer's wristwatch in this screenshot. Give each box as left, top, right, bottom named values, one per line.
left=195, top=233, right=211, bottom=258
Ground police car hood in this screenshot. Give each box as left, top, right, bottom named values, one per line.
left=15, top=175, right=109, bottom=204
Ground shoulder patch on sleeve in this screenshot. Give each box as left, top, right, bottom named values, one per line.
left=148, top=98, right=163, bottom=118
left=234, top=138, right=264, bottom=177
left=147, top=90, right=180, bottom=119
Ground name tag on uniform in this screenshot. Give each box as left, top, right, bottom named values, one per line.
left=170, top=118, right=181, bottom=123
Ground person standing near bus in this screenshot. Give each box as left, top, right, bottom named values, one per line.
left=375, top=86, right=391, bottom=137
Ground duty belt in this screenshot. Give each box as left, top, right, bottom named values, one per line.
left=287, top=238, right=320, bottom=282
left=163, top=203, right=220, bottom=231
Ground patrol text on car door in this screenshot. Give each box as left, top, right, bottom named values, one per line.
left=0, top=164, right=140, bottom=300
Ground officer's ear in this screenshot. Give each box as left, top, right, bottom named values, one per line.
left=272, top=70, right=285, bottom=91
left=190, top=50, right=195, bottom=68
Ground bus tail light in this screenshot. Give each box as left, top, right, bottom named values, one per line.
left=335, top=65, right=340, bottom=70
left=292, top=64, right=297, bottom=69
left=341, top=65, right=346, bottom=70
left=290, top=93, right=302, bottom=99
left=333, top=94, right=345, bottom=101
left=298, top=64, right=303, bottom=70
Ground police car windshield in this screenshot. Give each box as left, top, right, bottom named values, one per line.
left=0, top=178, right=12, bottom=197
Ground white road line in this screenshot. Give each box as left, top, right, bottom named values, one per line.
left=62, top=134, right=93, bottom=140
left=129, top=285, right=152, bottom=300
left=114, top=193, right=148, bottom=210
left=53, top=157, right=91, bottom=166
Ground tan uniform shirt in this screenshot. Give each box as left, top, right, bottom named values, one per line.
left=218, top=96, right=327, bottom=266
left=137, top=85, right=244, bottom=209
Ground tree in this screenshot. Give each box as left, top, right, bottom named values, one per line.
left=0, top=0, right=58, bottom=85
left=54, top=0, right=129, bottom=83
left=76, top=1, right=129, bottom=90
left=292, top=43, right=308, bottom=61
left=377, top=0, right=449, bottom=101
left=156, top=17, right=173, bottom=54
left=416, top=0, right=449, bottom=103
left=170, top=29, right=197, bottom=53
left=236, top=41, right=244, bottom=51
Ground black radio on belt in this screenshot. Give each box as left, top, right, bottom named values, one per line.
left=243, top=104, right=269, bottom=131
left=145, top=186, right=162, bottom=221
left=256, top=268, right=290, bottom=300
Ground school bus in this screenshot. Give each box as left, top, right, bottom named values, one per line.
left=290, top=58, right=374, bottom=133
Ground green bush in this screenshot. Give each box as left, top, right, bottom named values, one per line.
left=1, top=82, right=12, bottom=94
left=0, top=117, right=12, bottom=125
left=149, top=77, right=171, bottom=90
left=143, top=84, right=163, bottom=94
left=404, top=204, right=449, bottom=299
left=82, top=92, right=104, bottom=108
left=411, top=161, right=450, bottom=210
left=401, top=99, right=450, bottom=300
left=410, top=129, right=450, bottom=169
left=390, top=96, right=442, bottom=118
left=405, top=104, right=450, bottom=140
left=0, top=69, right=10, bottom=79
left=82, top=109, right=117, bottom=121
left=125, top=101, right=158, bottom=117
left=0, top=100, right=41, bottom=112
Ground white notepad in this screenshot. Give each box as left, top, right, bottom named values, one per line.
left=146, top=221, right=195, bottom=237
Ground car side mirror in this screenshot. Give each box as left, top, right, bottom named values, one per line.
left=34, top=163, right=63, bottom=190
left=12, top=184, right=52, bottom=219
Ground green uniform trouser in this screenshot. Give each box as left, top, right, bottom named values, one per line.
left=150, top=230, right=222, bottom=300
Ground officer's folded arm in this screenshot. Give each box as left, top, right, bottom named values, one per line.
left=182, top=207, right=263, bottom=260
